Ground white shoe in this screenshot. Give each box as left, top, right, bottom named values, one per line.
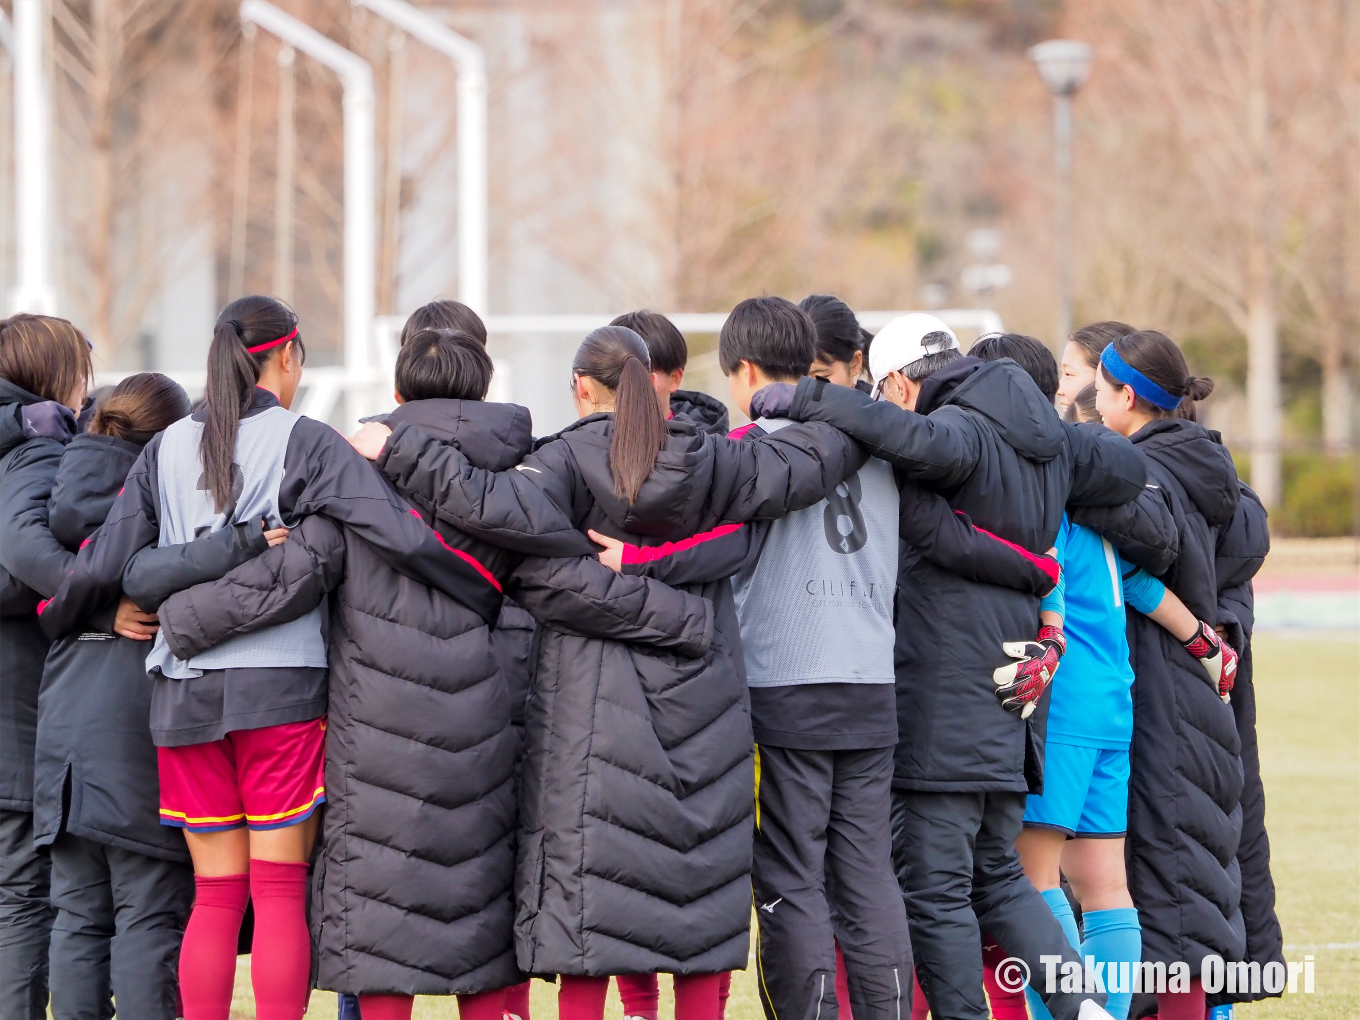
left=1077, top=1001, right=1114, bottom=1020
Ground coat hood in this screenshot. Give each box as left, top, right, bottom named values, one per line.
left=1132, top=419, right=1239, bottom=527
left=48, top=433, right=144, bottom=550
left=0, top=378, right=46, bottom=458
left=548, top=414, right=717, bottom=538
left=669, top=389, right=730, bottom=436
left=386, top=399, right=534, bottom=472
left=919, top=357, right=1065, bottom=464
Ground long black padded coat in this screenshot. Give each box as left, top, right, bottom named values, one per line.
left=0, top=379, right=75, bottom=814
left=777, top=361, right=1147, bottom=793
left=375, top=412, right=861, bottom=978
left=31, top=433, right=193, bottom=862
left=1208, top=481, right=1283, bottom=1006
left=155, top=399, right=716, bottom=996
left=1084, top=419, right=1246, bottom=972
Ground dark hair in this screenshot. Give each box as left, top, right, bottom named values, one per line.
left=89, top=373, right=191, bottom=444
left=800, top=294, right=871, bottom=368
left=395, top=329, right=493, bottom=402
left=610, top=310, right=687, bottom=375
left=399, top=300, right=487, bottom=347
left=969, top=332, right=1059, bottom=403
left=1099, top=329, right=1214, bottom=420
left=572, top=326, right=666, bottom=504
left=1069, top=320, right=1135, bottom=369
left=902, top=347, right=963, bottom=382
left=719, top=296, right=817, bottom=380
left=0, top=313, right=93, bottom=406
left=202, top=296, right=304, bottom=513
left=1063, top=381, right=1100, bottom=424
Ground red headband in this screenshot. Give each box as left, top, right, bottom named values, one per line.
left=246, top=328, right=298, bottom=355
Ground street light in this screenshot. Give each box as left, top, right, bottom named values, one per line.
left=1028, top=39, right=1092, bottom=344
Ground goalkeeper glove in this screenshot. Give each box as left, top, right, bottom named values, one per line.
left=1182, top=620, right=1237, bottom=703
left=993, top=624, right=1066, bottom=719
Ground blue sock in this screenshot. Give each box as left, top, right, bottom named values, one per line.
left=1026, top=887, right=1083, bottom=1020
left=1080, top=907, right=1142, bottom=1020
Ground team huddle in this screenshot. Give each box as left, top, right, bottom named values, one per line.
left=0, top=295, right=1279, bottom=1020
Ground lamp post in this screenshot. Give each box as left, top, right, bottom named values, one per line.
left=1028, top=39, right=1092, bottom=344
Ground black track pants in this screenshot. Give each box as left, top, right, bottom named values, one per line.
left=753, top=745, right=913, bottom=1020
left=47, top=833, right=194, bottom=1020
left=890, top=790, right=1101, bottom=1020
left=0, top=810, right=51, bottom=1020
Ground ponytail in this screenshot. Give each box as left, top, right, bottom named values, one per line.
left=202, top=296, right=301, bottom=513
left=89, top=372, right=190, bottom=444
left=572, top=325, right=666, bottom=504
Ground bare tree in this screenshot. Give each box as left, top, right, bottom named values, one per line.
left=1065, top=0, right=1351, bottom=507
left=52, top=0, right=226, bottom=358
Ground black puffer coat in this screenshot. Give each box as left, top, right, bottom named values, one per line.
left=0, top=380, right=75, bottom=812
left=158, top=400, right=715, bottom=996
left=1070, top=481, right=1180, bottom=578
left=32, top=433, right=190, bottom=862
left=1208, top=481, right=1282, bottom=1006
left=780, top=362, right=1147, bottom=792
left=670, top=389, right=729, bottom=436
left=376, top=413, right=860, bottom=977
left=1115, top=420, right=1245, bottom=971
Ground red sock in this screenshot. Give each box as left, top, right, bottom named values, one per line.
left=673, top=973, right=722, bottom=1020
left=717, top=973, right=731, bottom=1020
left=559, top=976, right=610, bottom=1020
left=458, top=987, right=508, bottom=1020
left=1155, top=979, right=1206, bottom=1020
left=911, top=971, right=929, bottom=1020
left=981, top=938, right=1028, bottom=1020
left=505, top=981, right=532, bottom=1020
left=616, top=975, right=660, bottom=1020
left=179, top=873, right=249, bottom=1020
left=249, top=860, right=311, bottom=1020
left=834, top=942, right=854, bottom=1020
left=358, top=994, right=414, bottom=1020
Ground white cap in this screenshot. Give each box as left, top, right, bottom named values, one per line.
left=868, top=314, right=960, bottom=395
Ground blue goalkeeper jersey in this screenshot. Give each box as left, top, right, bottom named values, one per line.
left=1040, top=516, right=1166, bottom=749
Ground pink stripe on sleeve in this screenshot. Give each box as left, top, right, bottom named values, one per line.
left=960, top=513, right=1061, bottom=587
left=409, top=509, right=502, bottom=592
left=621, top=522, right=745, bottom=565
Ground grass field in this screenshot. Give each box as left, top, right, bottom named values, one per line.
left=230, top=635, right=1359, bottom=1019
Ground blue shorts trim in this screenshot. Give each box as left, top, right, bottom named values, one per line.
left=246, top=795, right=325, bottom=831
left=1024, top=743, right=1128, bottom=837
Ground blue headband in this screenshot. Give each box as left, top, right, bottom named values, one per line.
left=1100, top=343, right=1182, bottom=411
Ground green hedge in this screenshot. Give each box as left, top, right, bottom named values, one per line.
left=1234, top=453, right=1358, bottom=537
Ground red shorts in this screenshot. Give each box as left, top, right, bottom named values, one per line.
left=158, top=718, right=327, bottom=833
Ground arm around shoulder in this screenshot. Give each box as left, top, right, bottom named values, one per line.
left=508, top=554, right=713, bottom=657
left=157, top=514, right=346, bottom=661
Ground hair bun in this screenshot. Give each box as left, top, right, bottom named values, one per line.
left=1183, top=374, right=1215, bottom=401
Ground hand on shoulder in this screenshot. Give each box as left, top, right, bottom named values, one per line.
left=349, top=421, right=392, bottom=461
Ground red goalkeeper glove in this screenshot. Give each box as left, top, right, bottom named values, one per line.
left=993, top=624, right=1066, bottom=719
left=1182, top=621, right=1237, bottom=703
